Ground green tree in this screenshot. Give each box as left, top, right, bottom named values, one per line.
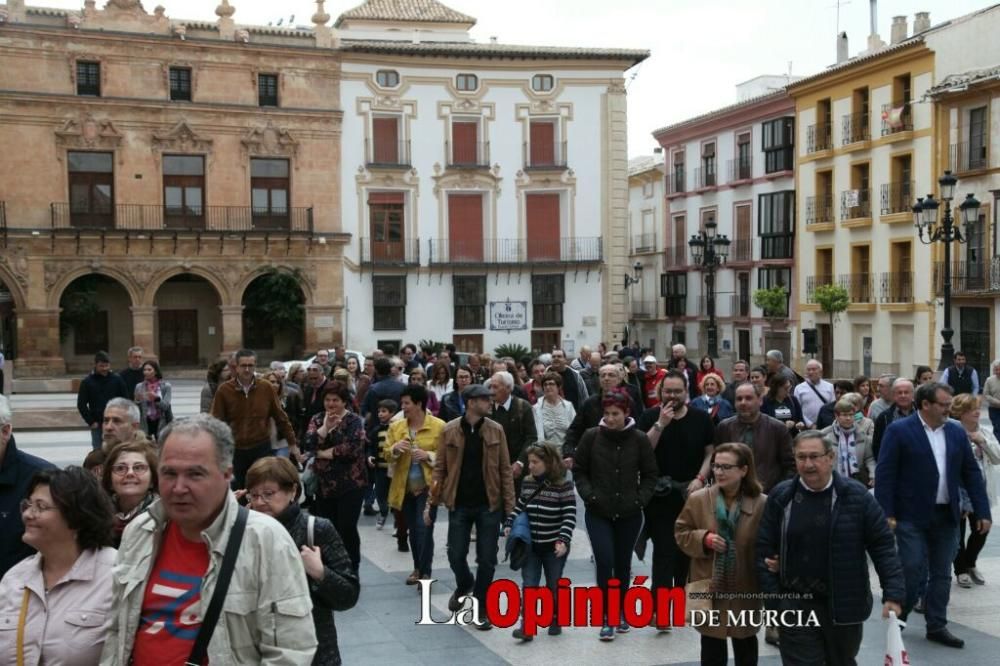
left=418, top=339, right=445, bottom=356
left=242, top=267, right=306, bottom=344
left=59, top=275, right=103, bottom=341
left=814, top=282, right=850, bottom=359
left=753, top=286, right=789, bottom=329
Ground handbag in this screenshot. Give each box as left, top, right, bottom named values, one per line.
left=505, top=483, right=546, bottom=571
left=300, top=458, right=319, bottom=499
left=186, top=505, right=248, bottom=666
left=684, top=564, right=714, bottom=625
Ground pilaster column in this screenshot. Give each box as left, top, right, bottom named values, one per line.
left=304, top=305, right=342, bottom=351
left=15, top=308, right=65, bottom=377
left=219, top=305, right=244, bottom=352
left=130, top=306, right=157, bottom=360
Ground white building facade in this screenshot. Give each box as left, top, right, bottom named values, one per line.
left=335, top=0, right=645, bottom=355
left=652, top=89, right=797, bottom=368
left=626, top=155, right=666, bottom=355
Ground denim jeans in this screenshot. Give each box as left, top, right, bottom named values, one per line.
left=447, top=505, right=503, bottom=608
left=90, top=427, right=103, bottom=451
left=402, top=490, right=437, bottom=576
left=584, top=510, right=643, bottom=624
left=373, top=468, right=391, bottom=518
left=521, top=542, right=568, bottom=621
left=896, top=506, right=960, bottom=632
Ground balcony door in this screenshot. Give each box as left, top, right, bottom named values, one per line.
left=372, top=116, right=400, bottom=164
left=526, top=193, right=560, bottom=260
left=529, top=121, right=556, bottom=167
left=68, top=151, right=114, bottom=228
left=369, top=192, right=405, bottom=262
left=448, top=193, right=484, bottom=261
left=250, top=158, right=289, bottom=230
left=163, top=155, right=205, bottom=229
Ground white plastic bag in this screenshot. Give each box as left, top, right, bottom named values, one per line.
left=885, top=610, right=909, bottom=665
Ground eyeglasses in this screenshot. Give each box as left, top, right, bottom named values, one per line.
left=248, top=489, right=282, bottom=503
left=794, top=453, right=830, bottom=463
left=712, top=463, right=741, bottom=472
left=238, top=363, right=256, bottom=369
left=20, top=500, right=55, bottom=516
left=112, top=463, right=150, bottom=476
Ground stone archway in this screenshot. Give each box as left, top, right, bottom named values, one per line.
left=153, top=273, right=223, bottom=368
left=240, top=269, right=307, bottom=362
left=59, top=274, right=135, bottom=372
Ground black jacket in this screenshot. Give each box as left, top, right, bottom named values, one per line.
left=872, top=405, right=914, bottom=459
left=815, top=401, right=836, bottom=430
left=492, top=396, right=537, bottom=465
left=562, top=390, right=639, bottom=460
left=360, top=376, right=404, bottom=422
left=572, top=421, right=658, bottom=520
left=276, top=504, right=360, bottom=666
left=438, top=391, right=464, bottom=423
left=0, top=436, right=55, bottom=578
left=76, top=370, right=129, bottom=426
left=756, top=472, right=905, bottom=625
left=118, top=367, right=144, bottom=399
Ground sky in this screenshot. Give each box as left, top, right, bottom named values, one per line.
left=39, top=0, right=997, bottom=156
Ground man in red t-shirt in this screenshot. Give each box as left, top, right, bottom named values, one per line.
left=642, top=355, right=667, bottom=408
left=100, top=414, right=317, bottom=665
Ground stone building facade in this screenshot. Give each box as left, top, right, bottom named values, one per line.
left=0, top=0, right=345, bottom=375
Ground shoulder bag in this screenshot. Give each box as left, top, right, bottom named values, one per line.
left=186, top=505, right=249, bottom=666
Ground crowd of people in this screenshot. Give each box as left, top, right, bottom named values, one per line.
left=0, top=342, right=995, bottom=664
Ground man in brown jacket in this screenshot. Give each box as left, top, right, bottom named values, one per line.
left=210, top=349, right=298, bottom=489
left=713, top=382, right=794, bottom=492
left=427, top=383, right=514, bottom=630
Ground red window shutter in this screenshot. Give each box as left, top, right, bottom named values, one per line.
left=368, top=192, right=405, bottom=205
left=372, top=117, right=399, bottom=163
left=529, top=122, right=555, bottom=166
left=452, top=122, right=478, bottom=165
left=448, top=194, right=483, bottom=261
left=526, top=193, right=560, bottom=260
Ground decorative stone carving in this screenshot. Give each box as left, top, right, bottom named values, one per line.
left=374, top=94, right=401, bottom=109
left=105, top=0, right=146, bottom=11
left=55, top=113, right=124, bottom=151
left=242, top=121, right=299, bottom=159
left=129, top=262, right=156, bottom=289
left=152, top=121, right=213, bottom=154
left=355, top=166, right=419, bottom=188
left=44, top=260, right=86, bottom=291
left=431, top=167, right=502, bottom=196
left=0, top=245, right=29, bottom=291
left=607, top=79, right=627, bottom=94
left=312, top=0, right=330, bottom=25
left=215, top=0, right=235, bottom=18
left=234, top=29, right=250, bottom=43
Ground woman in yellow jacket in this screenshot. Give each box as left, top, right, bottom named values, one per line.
left=387, top=385, right=446, bottom=585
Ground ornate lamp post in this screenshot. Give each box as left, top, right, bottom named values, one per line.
left=913, top=170, right=980, bottom=370
left=688, top=219, right=731, bottom=358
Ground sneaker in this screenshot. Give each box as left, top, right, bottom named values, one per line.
left=548, top=624, right=562, bottom=636
left=957, top=573, right=973, bottom=588
left=376, top=515, right=386, bottom=530
left=969, top=567, right=986, bottom=585
left=599, top=625, right=615, bottom=641
left=363, top=504, right=378, bottom=516
left=615, top=621, right=630, bottom=634
left=512, top=627, right=533, bottom=642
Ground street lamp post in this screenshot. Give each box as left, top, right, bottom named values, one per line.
left=913, top=170, right=980, bottom=371
left=688, top=219, right=731, bottom=358
left=623, top=260, right=643, bottom=348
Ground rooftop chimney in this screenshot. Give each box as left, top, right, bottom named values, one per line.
left=890, top=15, right=908, bottom=45
left=867, top=0, right=885, bottom=51
left=837, top=32, right=849, bottom=64
left=913, top=11, right=930, bottom=34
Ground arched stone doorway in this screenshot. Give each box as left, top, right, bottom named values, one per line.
left=0, top=280, right=16, bottom=362
left=241, top=269, right=306, bottom=362
left=59, top=274, right=135, bottom=372
left=153, top=274, right=222, bottom=367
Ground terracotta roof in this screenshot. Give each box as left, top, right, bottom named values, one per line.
left=927, top=64, right=1000, bottom=96
left=335, top=0, right=476, bottom=27
left=651, top=89, right=789, bottom=137
left=340, top=39, right=648, bottom=64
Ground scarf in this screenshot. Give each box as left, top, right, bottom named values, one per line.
left=143, top=379, right=162, bottom=421
left=711, top=492, right=742, bottom=593
left=833, top=423, right=859, bottom=477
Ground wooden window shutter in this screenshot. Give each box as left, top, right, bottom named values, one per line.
left=529, top=121, right=555, bottom=166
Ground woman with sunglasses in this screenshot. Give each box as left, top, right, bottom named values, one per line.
left=101, top=440, right=158, bottom=547
left=675, top=442, right=766, bottom=666
left=0, top=467, right=116, bottom=664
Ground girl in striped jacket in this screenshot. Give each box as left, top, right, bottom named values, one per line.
left=503, top=442, right=577, bottom=641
